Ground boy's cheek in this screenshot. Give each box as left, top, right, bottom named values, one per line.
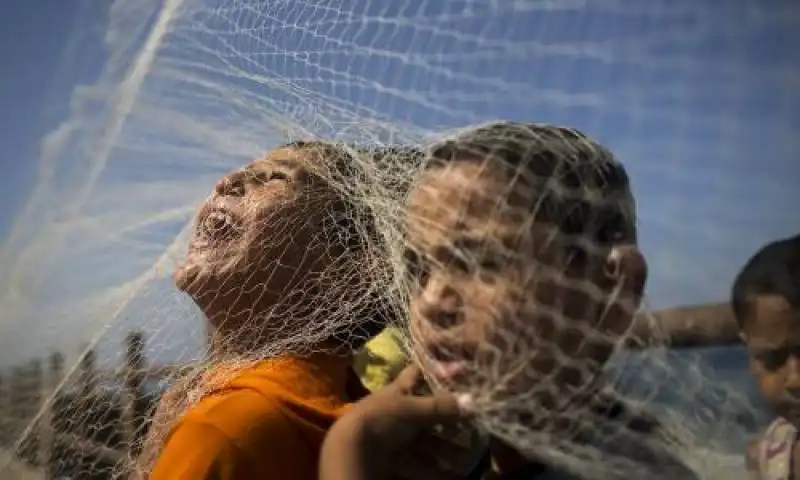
left=755, top=371, right=785, bottom=405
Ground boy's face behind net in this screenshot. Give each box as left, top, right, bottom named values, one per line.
left=403, top=128, right=650, bottom=472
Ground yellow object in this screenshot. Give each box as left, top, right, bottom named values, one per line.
left=354, top=326, right=409, bottom=391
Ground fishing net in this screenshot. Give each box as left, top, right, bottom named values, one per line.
left=0, top=0, right=797, bottom=479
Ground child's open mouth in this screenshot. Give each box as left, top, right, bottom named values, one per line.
left=423, top=340, right=477, bottom=382
left=191, top=203, right=244, bottom=250
left=430, top=360, right=468, bottom=380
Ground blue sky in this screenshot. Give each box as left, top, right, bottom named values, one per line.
left=0, top=0, right=798, bottom=433
left=0, top=0, right=90, bottom=236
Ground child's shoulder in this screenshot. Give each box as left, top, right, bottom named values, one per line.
left=171, top=386, right=310, bottom=460
left=747, top=417, right=797, bottom=480
left=152, top=378, right=315, bottom=479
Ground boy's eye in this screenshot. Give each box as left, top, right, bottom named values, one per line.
left=565, top=244, right=589, bottom=266
left=594, top=212, right=629, bottom=244
left=451, top=248, right=503, bottom=274
left=450, top=249, right=476, bottom=274
left=479, top=256, right=503, bottom=272
left=403, top=249, right=429, bottom=285
left=757, top=348, right=791, bottom=371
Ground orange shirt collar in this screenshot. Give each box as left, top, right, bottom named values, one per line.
left=247, top=352, right=354, bottom=400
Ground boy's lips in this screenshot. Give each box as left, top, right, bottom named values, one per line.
left=421, top=339, right=477, bottom=382
left=429, top=360, right=469, bottom=380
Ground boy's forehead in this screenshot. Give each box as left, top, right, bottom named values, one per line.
left=406, top=166, right=545, bottom=251
left=406, top=207, right=524, bottom=250
left=745, top=295, right=800, bottom=344
left=751, top=295, right=797, bottom=322
left=408, top=161, right=634, bottom=233
left=409, top=168, right=512, bottom=227
left=411, top=163, right=524, bottom=216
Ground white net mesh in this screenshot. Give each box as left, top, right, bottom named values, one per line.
left=1, top=0, right=798, bottom=479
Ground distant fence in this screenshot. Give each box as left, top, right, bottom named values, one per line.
left=0, top=331, right=191, bottom=479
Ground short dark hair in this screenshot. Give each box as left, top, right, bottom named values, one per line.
left=426, top=121, right=635, bottom=243
left=731, top=234, right=800, bottom=327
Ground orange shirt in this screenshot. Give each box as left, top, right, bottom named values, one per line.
left=150, top=353, right=367, bottom=480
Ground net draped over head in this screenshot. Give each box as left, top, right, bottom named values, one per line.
left=157, top=141, right=399, bottom=362
left=0, top=1, right=795, bottom=480
left=401, top=122, right=671, bottom=478
left=134, top=139, right=413, bottom=474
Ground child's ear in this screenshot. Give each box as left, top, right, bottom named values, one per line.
left=739, top=331, right=748, bottom=343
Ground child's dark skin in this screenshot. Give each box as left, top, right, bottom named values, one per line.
left=735, top=234, right=800, bottom=478
left=743, top=295, right=800, bottom=426
left=744, top=295, right=800, bottom=478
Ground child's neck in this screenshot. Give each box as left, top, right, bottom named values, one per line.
left=206, top=323, right=353, bottom=359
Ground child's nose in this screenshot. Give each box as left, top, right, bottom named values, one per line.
left=215, top=170, right=247, bottom=197
left=785, top=356, right=800, bottom=393
left=787, top=387, right=800, bottom=400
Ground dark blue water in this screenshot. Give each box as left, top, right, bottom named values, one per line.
left=611, top=345, right=770, bottom=453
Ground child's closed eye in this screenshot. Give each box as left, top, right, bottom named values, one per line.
left=250, top=169, right=290, bottom=184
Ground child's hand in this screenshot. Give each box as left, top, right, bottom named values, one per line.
left=320, top=364, right=473, bottom=480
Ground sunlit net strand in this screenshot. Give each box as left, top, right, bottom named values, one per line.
left=1, top=0, right=796, bottom=479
